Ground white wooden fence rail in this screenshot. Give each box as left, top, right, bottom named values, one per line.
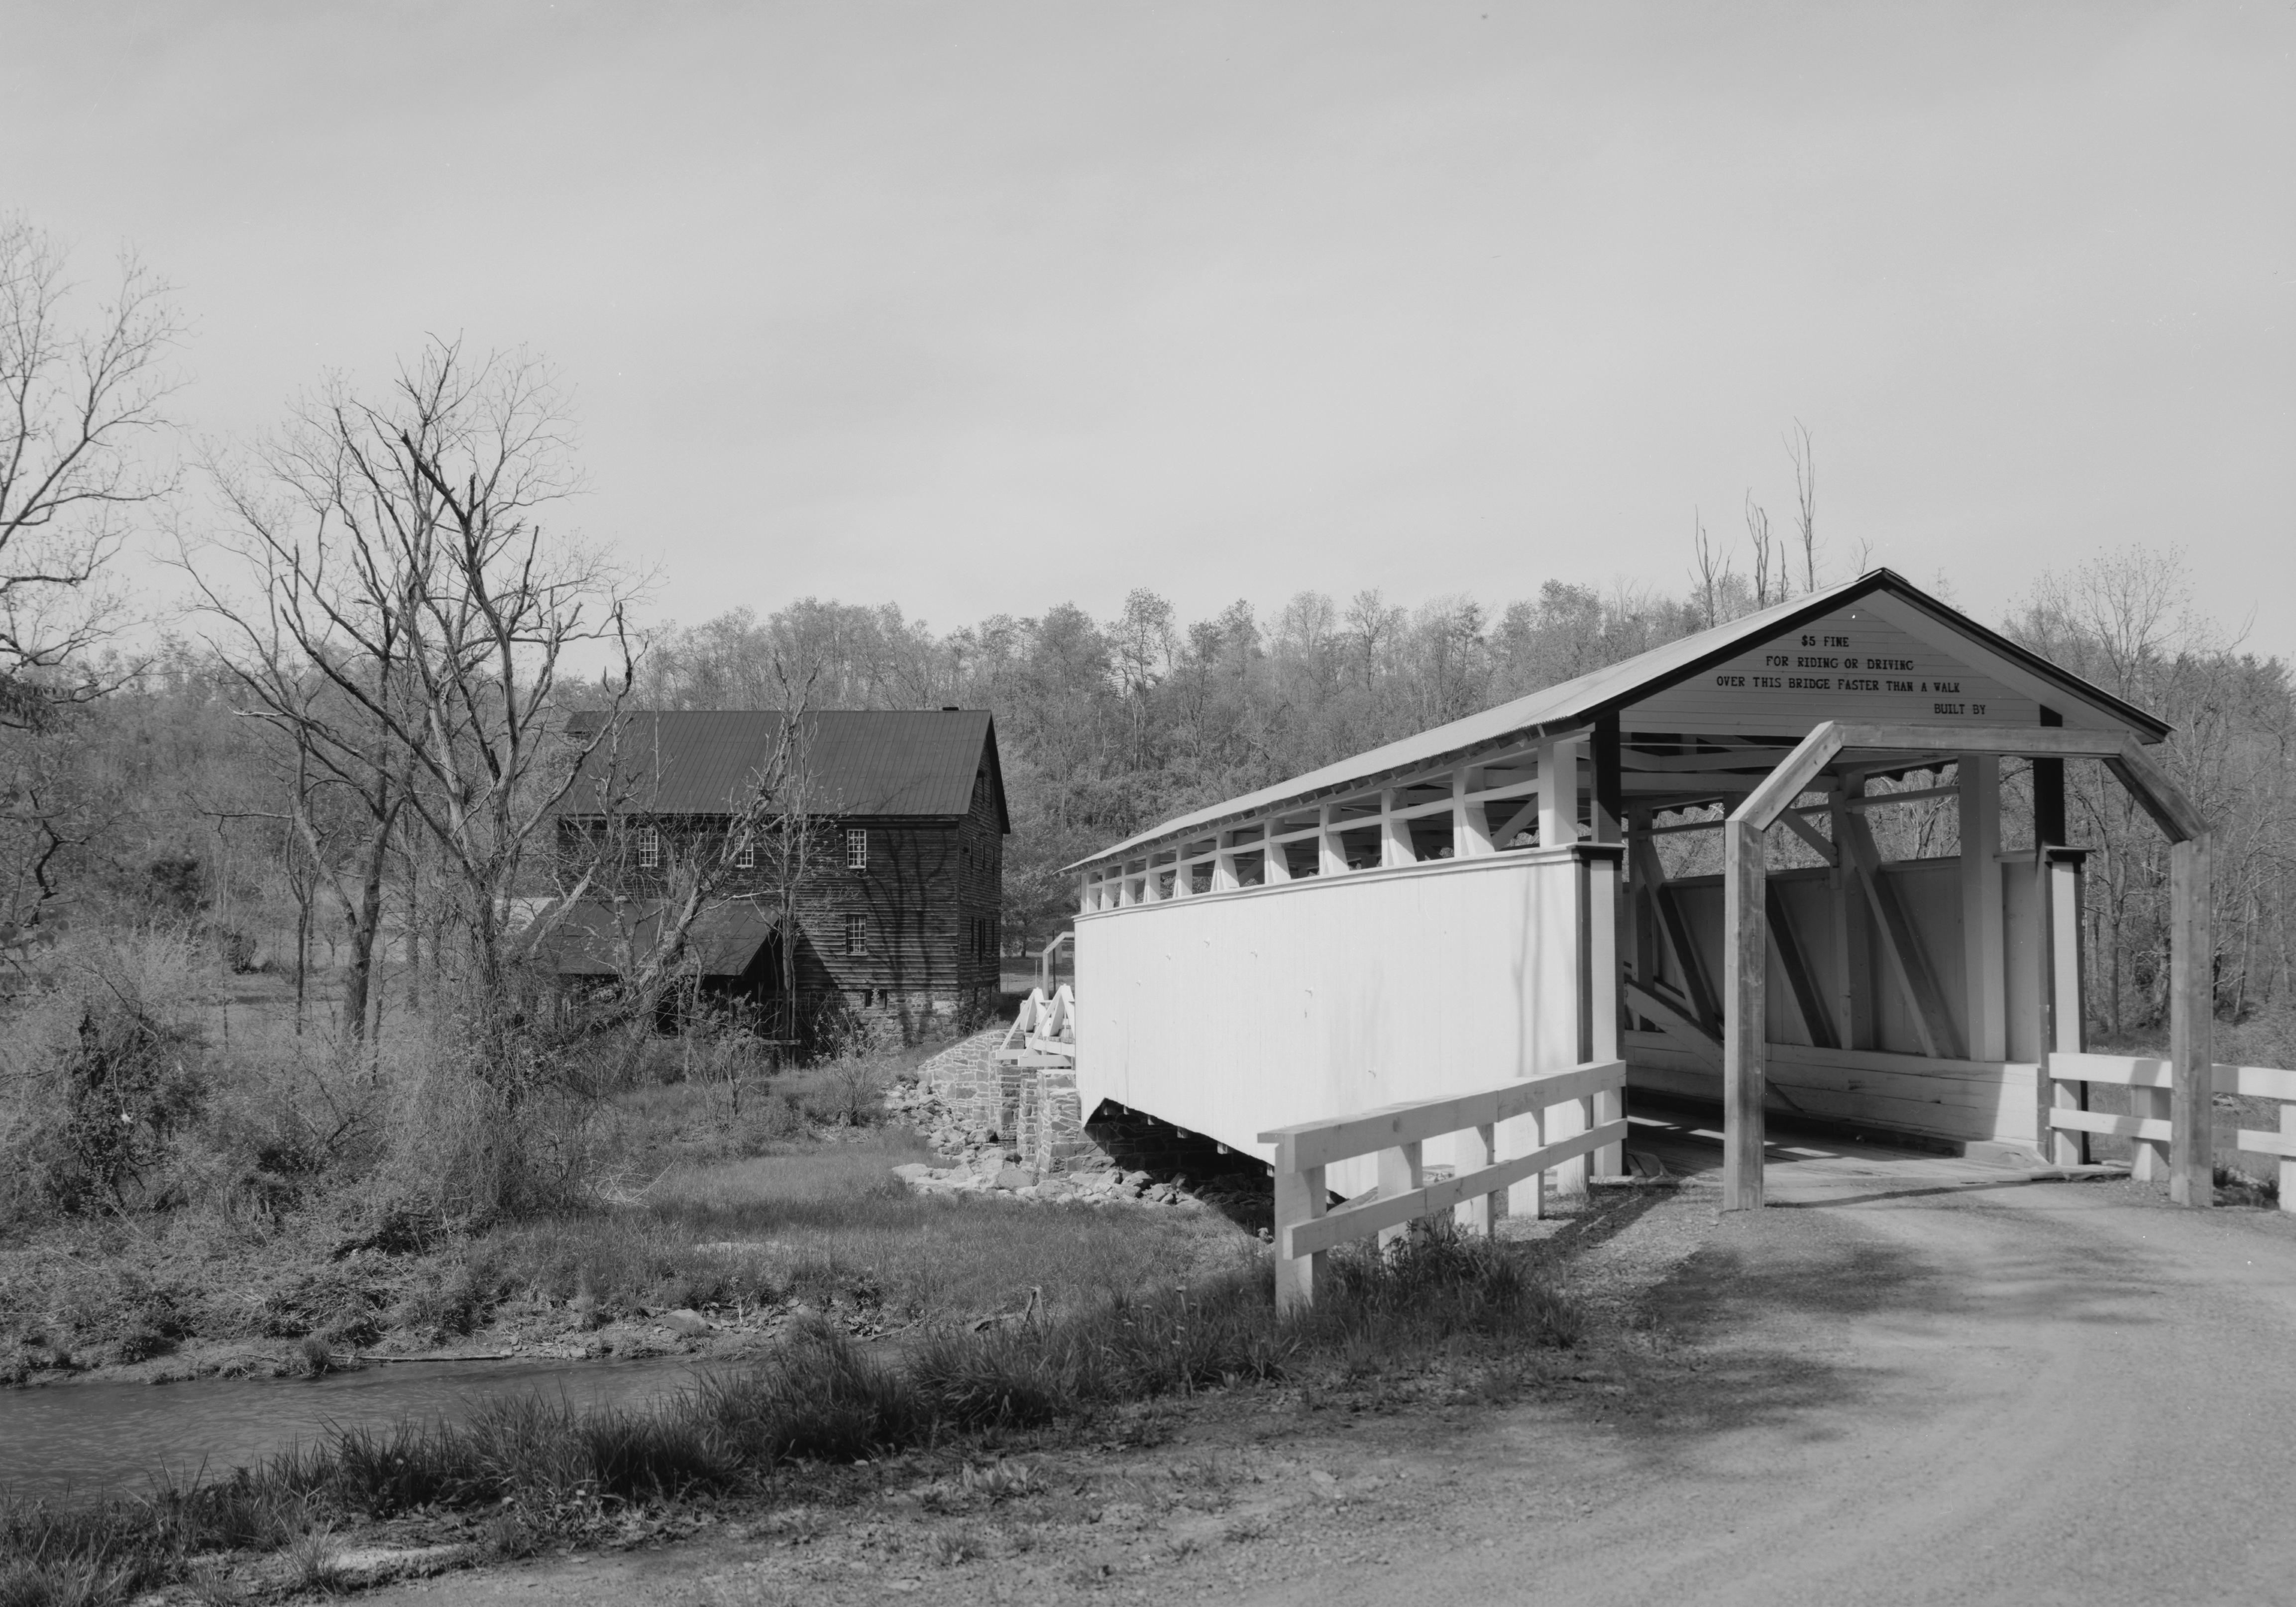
left=1258, top=1058, right=1628, bottom=1312
left=2047, top=1050, right=2296, bottom=1211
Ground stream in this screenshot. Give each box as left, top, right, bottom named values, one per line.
left=0, top=1355, right=706, bottom=1502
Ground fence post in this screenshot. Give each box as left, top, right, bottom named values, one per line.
left=1375, top=1142, right=1422, bottom=1249
left=1458, top=1121, right=1501, bottom=1237
left=2046, top=851, right=2088, bottom=1165
left=1723, top=817, right=1767, bottom=1211
left=2168, top=834, right=2214, bottom=1208
left=1272, top=1153, right=1326, bottom=1312
left=2281, top=1103, right=2296, bottom=1218
left=1588, top=850, right=1624, bottom=1178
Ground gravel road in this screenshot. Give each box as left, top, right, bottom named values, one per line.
left=1284, top=1161, right=2296, bottom=1607
left=362, top=1139, right=2296, bottom=1606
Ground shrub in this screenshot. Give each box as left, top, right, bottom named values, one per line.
left=0, top=932, right=211, bottom=1219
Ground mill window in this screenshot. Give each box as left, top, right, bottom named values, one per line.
left=846, top=828, right=869, bottom=871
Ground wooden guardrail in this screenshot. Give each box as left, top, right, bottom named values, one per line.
left=995, top=983, right=1075, bottom=1068
left=2046, top=1051, right=2296, bottom=1210
left=1258, top=1059, right=1627, bottom=1311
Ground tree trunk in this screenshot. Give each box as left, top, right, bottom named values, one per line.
left=337, top=819, right=395, bottom=1044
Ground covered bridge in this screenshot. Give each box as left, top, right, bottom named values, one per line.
left=1066, top=569, right=2218, bottom=1212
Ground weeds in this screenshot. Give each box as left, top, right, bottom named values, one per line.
left=0, top=1226, right=1580, bottom=1605
left=284, top=1520, right=340, bottom=1594
left=2213, top=1161, right=2280, bottom=1209
left=928, top=1526, right=987, bottom=1566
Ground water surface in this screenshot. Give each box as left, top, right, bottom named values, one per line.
left=0, top=1355, right=703, bottom=1502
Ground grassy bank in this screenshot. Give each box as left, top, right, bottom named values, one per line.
left=2, top=1092, right=1252, bottom=1384
left=1, top=1226, right=1585, bottom=1605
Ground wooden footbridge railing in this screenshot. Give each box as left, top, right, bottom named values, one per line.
left=995, top=983, right=1076, bottom=1069
left=2045, top=1051, right=2296, bottom=1210
left=1259, top=1059, right=1628, bottom=1312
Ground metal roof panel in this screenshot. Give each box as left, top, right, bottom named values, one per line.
left=1071, top=570, right=2171, bottom=869
left=564, top=709, right=1000, bottom=820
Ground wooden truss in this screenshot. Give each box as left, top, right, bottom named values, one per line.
left=1720, top=722, right=2213, bottom=1212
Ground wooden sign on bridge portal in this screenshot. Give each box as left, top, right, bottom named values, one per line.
left=1064, top=570, right=2222, bottom=1231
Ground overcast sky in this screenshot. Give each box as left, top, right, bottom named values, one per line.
left=8, top=1, right=2291, bottom=660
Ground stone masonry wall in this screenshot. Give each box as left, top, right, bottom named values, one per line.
left=886, top=1028, right=1093, bottom=1176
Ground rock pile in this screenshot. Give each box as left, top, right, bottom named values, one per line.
left=883, top=1039, right=1203, bottom=1208
left=889, top=1156, right=1201, bottom=1208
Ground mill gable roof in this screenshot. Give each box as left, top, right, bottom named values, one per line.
left=563, top=709, right=1007, bottom=829
left=1075, top=568, right=2170, bottom=869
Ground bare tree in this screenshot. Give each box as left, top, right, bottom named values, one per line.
left=1786, top=421, right=1817, bottom=591
left=1691, top=508, right=1731, bottom=628
left=0, top=219, right=180, bottom=955
left=190, top=338, right=635, bottom=1061
left=186, top=492, right=416, bottom=1045
left=1746, top=492, right=1779, bottom=606
left=0, top=216, right=179, bottom=717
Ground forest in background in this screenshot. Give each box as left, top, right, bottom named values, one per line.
left=7, top=480, right=2292, bottom=1054
left=1, top=214, right=2292, bottom=1252
left=629, top=550, right=2296, bottom=1040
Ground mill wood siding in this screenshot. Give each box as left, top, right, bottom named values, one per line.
left=558, top=757, right=1004, bottom=1010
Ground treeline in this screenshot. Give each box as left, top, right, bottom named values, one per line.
left=633, top=551, right=2296, bottom=1040
left=0, top=216, right=2287, bottom=1064
left=3, top=513, right=2285, bottom=1051
left=636, top=582, right=1713, bottom=949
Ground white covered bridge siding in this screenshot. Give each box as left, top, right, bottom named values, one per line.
left=1067, top=568, right=2213, bottom=1213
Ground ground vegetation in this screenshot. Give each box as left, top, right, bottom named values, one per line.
left=0, top=1212, right=1606, bottom=1606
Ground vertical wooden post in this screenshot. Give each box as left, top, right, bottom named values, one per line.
left=1724, top=817, right=1767, bottom=1210
left=1272, top=1153, right=1326, bottom=1312
left=1262, top=832, right=1291, bottom=883
left=1512, top=1102, right=1547, bottom=1220
left=1212, top=836, right=1239, bottom=892
left=1538, top=734, right=1586, bottom=848
left=1552, top=847, right=1594, bottom=1199
left=1591, top=714, right=1623, bottom=846
left=2132, top=1079, right=2172, bottom=1182
left=1830, top=777, right=1872, bottom=1051
left=1380, top=789, right=1413, bottom=868
left=1453, top=768, right=1494, bottom=858
left=2168, top=833, right=2214, bottom=1208
left=2280, top=1103, right=2296, bottom=1219
left=1959, top=754, right=2007, bottom=1061
left=1318, top=802, right=1348, bottom=877
left=1628, top=806, right=1657, bottom=1005
left=2034, top=851, right=2062, bottom=1162
left=1587, top=848, right=1625, bottom=1178
left=1170, top=847, right=1194, bottom=898
left=1457, top=1120, right=1501, bottom=1236
left=2047, top=851, right=2088, bottom=1163
left=1376, top=1141, right=1422, bottom=1249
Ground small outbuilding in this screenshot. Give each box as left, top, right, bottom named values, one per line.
left=1067, top=569, right=2217, bottom=1209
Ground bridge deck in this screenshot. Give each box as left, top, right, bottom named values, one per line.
left=1616, top=1101, right=2103, bottom=1204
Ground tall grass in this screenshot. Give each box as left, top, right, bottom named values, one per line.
left=0, top=1227, right=1580, bottom=1605
left=466, top=1131, right=1252, bottom=1329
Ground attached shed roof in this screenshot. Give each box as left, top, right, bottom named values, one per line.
left=1076, top=569, right=2169, bottom=869
left=542, top=898, right=779, bottom=977
left=564, top=709, right=1007, bottom=828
